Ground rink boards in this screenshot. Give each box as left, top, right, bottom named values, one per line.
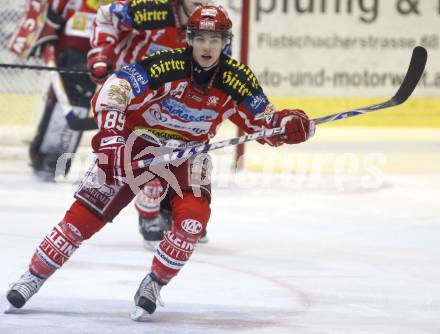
left=1, top=93, right=439, bottom=176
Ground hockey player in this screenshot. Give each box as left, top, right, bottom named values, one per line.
left=87, top=0, right=209, bottom=248
left=6, top=4, right=315, bottom=319
left=10, top=0, right=113, bottom=180
left=87, top=0, right=203, bottom=83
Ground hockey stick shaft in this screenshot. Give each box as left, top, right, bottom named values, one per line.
left=43, top=45, right=74, bottom=116
left=131, top=46, right=427, bottom=170
left=0, top=62, right=89, bottom=75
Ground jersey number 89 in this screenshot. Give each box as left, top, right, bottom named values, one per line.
left=103, top=111, right=126, bottom=131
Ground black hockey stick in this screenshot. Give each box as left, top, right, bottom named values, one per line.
left=131, top=46, right=427, bottom=170
left=0, top=63, right=90, bottom=75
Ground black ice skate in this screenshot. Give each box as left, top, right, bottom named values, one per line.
left=130, top=273, right=164, bottom=321
left=5, top=270, right=46, bottom=312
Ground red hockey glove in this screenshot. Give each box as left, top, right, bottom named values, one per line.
left=261, top=109, right=315, bottom=147
left=87, top=45, right=115, bottom=84
left=91, top=129, right=126, bottom=185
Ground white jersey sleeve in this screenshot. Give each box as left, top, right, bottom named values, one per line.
left=90, top=3, right=127, bottom=47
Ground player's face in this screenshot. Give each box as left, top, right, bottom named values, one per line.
left=191, top=31, right=223, bottom=70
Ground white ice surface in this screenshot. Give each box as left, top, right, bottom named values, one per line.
left=1, top=162, right=440, bottom=334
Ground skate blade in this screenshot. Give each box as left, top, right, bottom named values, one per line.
left=4, top=303, right=20, bottom=314
left=130, top=306, right=151, bottom=322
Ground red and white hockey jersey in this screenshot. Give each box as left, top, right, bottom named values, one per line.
left=90, top=0, right=187, bottom=69
left=92, top=48, right=275, bottom=145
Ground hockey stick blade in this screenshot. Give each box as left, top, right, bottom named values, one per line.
left=391, top=46, right=427, bottom=105
left=313, top=46, right=427, bottom=125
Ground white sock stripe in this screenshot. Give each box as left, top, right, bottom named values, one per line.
left=154, top=248, right=186, bottom=270
left=135, top=203, right=160, bottom=212
left=35, top=248, right=62, bottom=270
